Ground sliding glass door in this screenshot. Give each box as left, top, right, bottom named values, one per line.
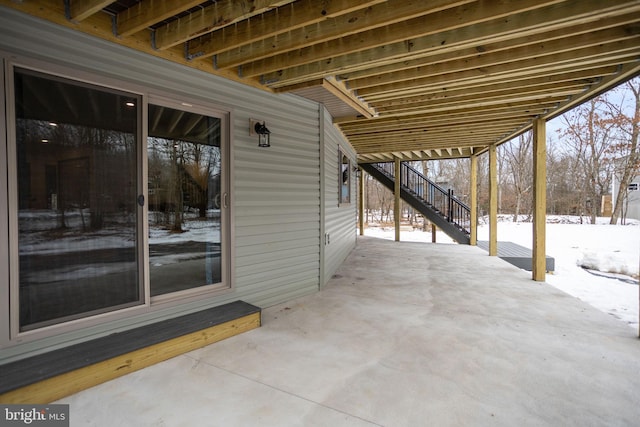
left=7, top=65, right=230, bottom=337
left=13, top=68, right=143, bottom=331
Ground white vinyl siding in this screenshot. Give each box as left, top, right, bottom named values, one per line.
left=0, top=8, right=321, bottom=361
left=322, top=107, right=357, bottom=284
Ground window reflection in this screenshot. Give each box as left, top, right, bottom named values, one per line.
left=147, top=104, right=222, bottom=296
left=14, top=69, right=141, bottom=331
left=340, top=149, right=351, bottom=204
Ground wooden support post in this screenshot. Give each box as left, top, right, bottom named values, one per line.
left=394, top=158, right=401, bottom=242
left=489, top=145, right=498, bottom=256
left=470, top=154, right=478, bottom=246
left=431, top=224, right=436, bottom=243
left=532, top=119, right=547, bottom=281
left=358, top=168, right=365, bottom=236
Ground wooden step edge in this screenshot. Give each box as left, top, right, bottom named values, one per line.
left=0, top=312, right=260, bottom=404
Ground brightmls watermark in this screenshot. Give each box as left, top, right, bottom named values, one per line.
left=0, top=405, right=69, bottom=426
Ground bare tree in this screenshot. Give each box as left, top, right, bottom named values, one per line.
left=501, top=133, right=533, bottom=221
left=558, top=97, right=615, bottom=223
left=604, top=78, right=640, bottom=224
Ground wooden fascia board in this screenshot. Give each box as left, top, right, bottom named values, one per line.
left=322, top=77, right=376, bottom=118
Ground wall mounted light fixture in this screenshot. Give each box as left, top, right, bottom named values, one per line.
left=250, top=119, right=271, bottom=147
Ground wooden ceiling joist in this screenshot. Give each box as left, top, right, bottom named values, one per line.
left=116, top=0, right=204, bottom=37
left=187, top=0, right=386, bottom=59
left=154, top=0, right=297, bottom=51
left=245, top=0, right=564, bottom=79
left=69, top=0, right=112, bottom=22
left=215, top=0, right=476, bottom=72
left=260, top=1, right=640, bottom=87
left=5, top=0, right=640, bottom=163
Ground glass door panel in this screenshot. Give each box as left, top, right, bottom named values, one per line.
left=147, top=104, right=223, bottom=296
left=13, top=68, right=142, bottom=331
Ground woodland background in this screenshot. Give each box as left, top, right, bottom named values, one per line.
left=362, top=77, right=640, bottom=226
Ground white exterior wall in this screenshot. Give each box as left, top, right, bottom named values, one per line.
left=322, top=108, right=358, bottom=284
left=0, top=8, right=355, bottom=362
left=622, top=175, right=640, bottom=220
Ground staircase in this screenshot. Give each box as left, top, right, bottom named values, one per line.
left=361, top=162, right=471, bottom=244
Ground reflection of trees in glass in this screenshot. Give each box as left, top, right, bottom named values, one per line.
left=16, top=118, right=136, bottom=232
left=148, top=137, right=221, bottom=232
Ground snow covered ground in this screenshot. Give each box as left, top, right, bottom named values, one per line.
left=364, top=216, right=640, bottom=331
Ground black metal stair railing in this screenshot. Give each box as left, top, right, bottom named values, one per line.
left=371, top=162, right=471, bottom=235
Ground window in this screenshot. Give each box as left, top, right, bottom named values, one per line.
left=339, top=148, right=351, bottom=204
left=12, top=68, right=143, bottom=331
left=147, top=103, right=227, bottom=297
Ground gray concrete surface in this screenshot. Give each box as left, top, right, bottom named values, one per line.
left=58, top=236, right=640, bottom=426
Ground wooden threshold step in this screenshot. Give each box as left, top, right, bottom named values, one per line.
left=0, top=300, right=261, bottom=404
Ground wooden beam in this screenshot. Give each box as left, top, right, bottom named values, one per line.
left=368, top=75, right=601, bottom=109
left=394, top=158, right=401, bottom=242
left=345, top=122, right=532, bottom=144
left=489, top=145, right=498, bottom=256
left=216, top=0, right=475, bottom=70
left=117, top=0, right=204, bottom=37
left=532, top=119, right=547, bottom=281
left=336, top=101, right=561, bottom=127
left=260, top=0, right=639, bottom=85
left=359, top=167, right=365, bottom=236
left=373, top=93, right=574, bottom=116
left=0, top=0, right=268, bottom=91
left=188, top=0, right=387, bottom=59
left=154, top=0, right=296, bottom=50
left=355, top=39, right=640, bottom=97
left=69, top=0, right=111, bottom=22
left=470, top=155, right=478, bottom=245
left=359, top=64, right=623, bottom=101
left=322, top=76, right=376, bottom=118
left=244, top=0, right=564, bottom=77
left=341, top=13, right=640, bottom=82
left=348, top=25, right=640, bottom=91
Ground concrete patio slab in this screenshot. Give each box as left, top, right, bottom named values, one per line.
left=57, top=236, right=640, bottom=426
